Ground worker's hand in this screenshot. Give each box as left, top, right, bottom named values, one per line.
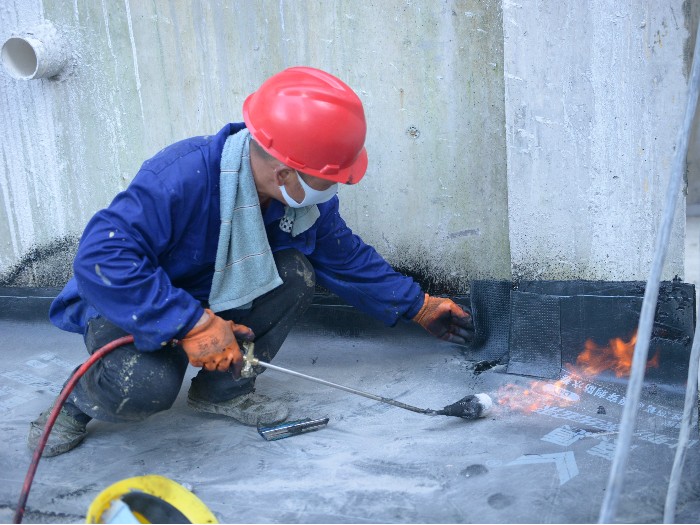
left=412, top=293, right=474, bottom=345
left=180, top=309, right=255, bottom=376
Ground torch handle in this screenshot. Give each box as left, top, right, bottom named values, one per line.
left=241, top=343, right=434, bottom=415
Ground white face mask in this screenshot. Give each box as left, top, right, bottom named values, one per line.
left=280, top=170, right=338, bottom=208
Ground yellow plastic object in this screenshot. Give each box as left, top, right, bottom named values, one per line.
left=86, top=474, right=218, bottom=524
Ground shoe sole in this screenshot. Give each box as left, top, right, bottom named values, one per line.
left=27, top=422, right=87, bottom=457
left=187, top=397, right=288, bottom=427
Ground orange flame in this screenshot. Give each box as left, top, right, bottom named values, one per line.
left=496, top=330, right=660, bottom=413
left=496, top=378, right=579, bottom=413
left=567, top=331, right=660, bottom=378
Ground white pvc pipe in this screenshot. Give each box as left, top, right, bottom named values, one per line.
left=1, top=22, right=67, bottom=80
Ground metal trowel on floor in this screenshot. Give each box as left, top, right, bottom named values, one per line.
left=257, top=417, right=330, bottom=441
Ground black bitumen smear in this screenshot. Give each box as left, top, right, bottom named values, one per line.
left=472, top=360, right=501, bottom=375
left=0, top=236, right=471, bottom=294
left=391, top=263, right=468, bottom=296
left=0, top=235, right=79, bottom=287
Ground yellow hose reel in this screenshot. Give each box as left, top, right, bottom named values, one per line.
left=86, top=474, right=218, bottom=524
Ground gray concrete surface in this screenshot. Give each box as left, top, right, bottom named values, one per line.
left=0, top=0, right=508, bottom=289
left=503, top=1, right=691, bottom=282
left=1, top=310, right=698, bottom=523
left=2, top=1, right=696, bottom=290
left=684, top=215, right=700, bottom=402
left=685, top=215, right=700, bottom=305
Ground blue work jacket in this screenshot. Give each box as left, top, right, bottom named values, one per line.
left=49, top=123, right=424, bottom=350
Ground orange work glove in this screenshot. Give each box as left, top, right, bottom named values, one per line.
left=180, top=309, right=255, bottom=376
left=412, top=293, right=474, bottom=345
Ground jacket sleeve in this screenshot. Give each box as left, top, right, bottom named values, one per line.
left=72, top=169, right=204, bottom=350
left=307, top=197, right=424, bottom=326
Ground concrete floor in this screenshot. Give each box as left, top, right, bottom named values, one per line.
left=0, top=302, right=699, bottom=523
left=0, top=216, right=698, bottom=523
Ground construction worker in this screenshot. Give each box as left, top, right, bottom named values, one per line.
left=28, top=67, right=474, bottom=457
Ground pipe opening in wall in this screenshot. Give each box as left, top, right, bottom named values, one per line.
left=1, top=22, right=67, bottom=80
left=2, top=38, right=39, bottom=79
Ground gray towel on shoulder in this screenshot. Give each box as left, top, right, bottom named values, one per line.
left=208, top=130, right=283, bottom=312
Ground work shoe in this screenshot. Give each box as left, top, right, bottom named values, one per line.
left=27, top=407, right=88, bottom=457
left=187, top=392, right=288, bottom=426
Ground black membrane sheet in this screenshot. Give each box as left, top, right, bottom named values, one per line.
left=468, top=280, right=695, bottom=387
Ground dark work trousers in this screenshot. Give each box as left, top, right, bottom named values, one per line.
left=66, top=249, right=316, bottom=423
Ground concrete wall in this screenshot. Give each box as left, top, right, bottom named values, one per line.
left=0, top=0, right=695, bottom=291
left=686, top=1, right=700, bottom=217
left=504, top=1, right=691, bottom=281
left=0, top=0, right=507, bottom=292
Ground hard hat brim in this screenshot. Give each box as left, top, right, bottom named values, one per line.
left=338, top=146, right=368, bottom=185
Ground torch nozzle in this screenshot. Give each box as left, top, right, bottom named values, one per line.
left=436, top=393, right=493, bottom=420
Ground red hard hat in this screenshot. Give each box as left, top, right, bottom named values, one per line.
left=243, top=66, right=368, bottom=184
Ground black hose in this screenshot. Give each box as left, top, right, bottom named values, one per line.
left=13, top=335, right=134, bottom=524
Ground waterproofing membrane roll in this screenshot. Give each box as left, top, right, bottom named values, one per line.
left=507, top=291, right=562, bottom=379
left=560, top=295, right=643, bottom=380
left=500, top=280, right=695, bottom=386
left=562, top=295, right=694, bottom=388
left=464, top=280, right=511, bottom=362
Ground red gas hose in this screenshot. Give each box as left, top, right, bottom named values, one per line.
left=14, top=335, right=135, bottom=524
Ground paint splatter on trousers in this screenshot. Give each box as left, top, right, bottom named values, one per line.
left=66, top=249, right=316, bottom=423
